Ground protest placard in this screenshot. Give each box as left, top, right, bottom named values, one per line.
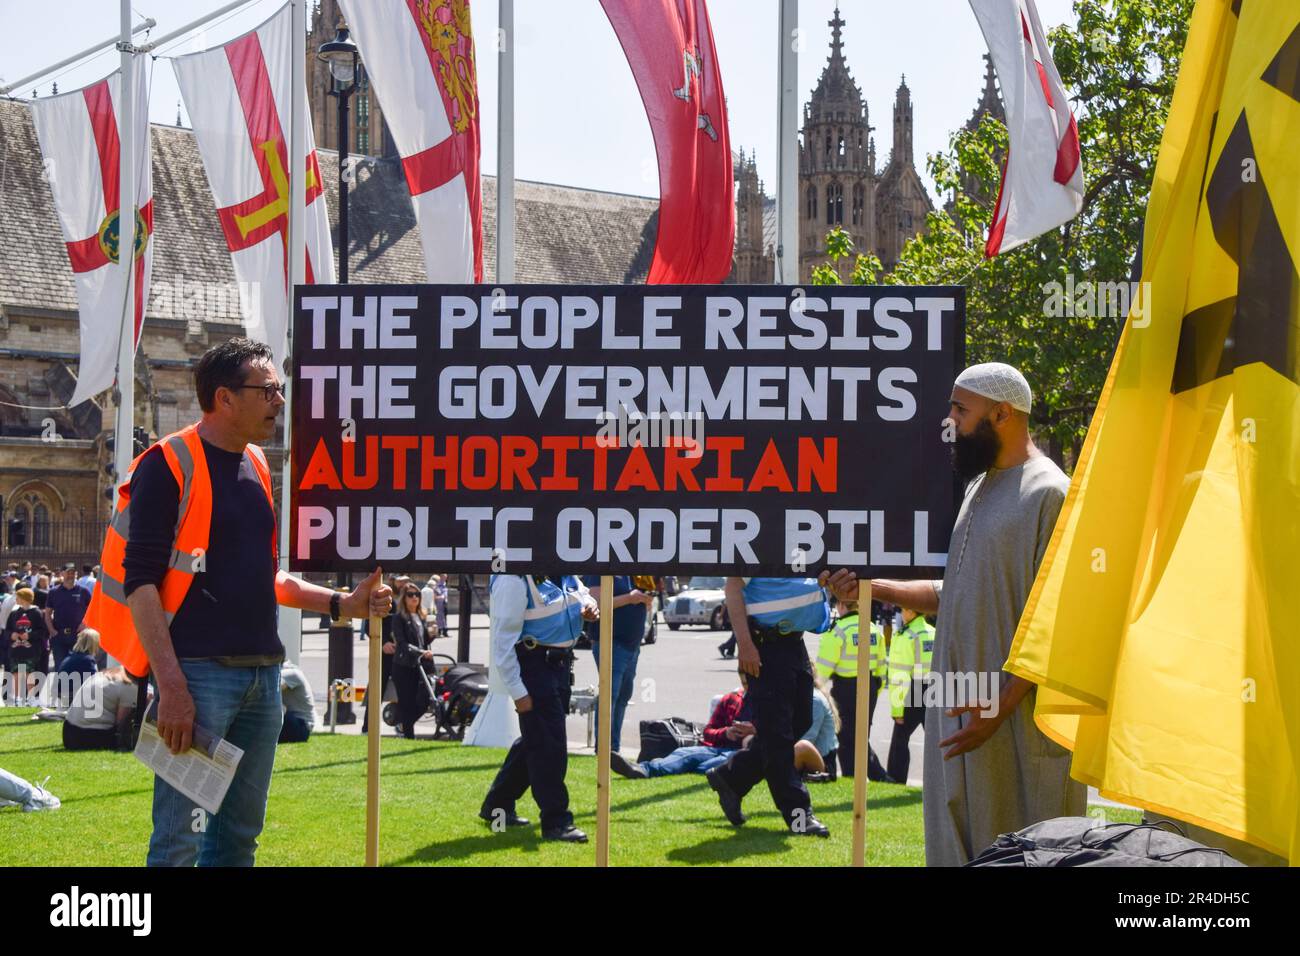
left=290, top=284, right=964, bottom=577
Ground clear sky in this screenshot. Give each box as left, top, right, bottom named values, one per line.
left=1, top=0, right=1078, bottom=202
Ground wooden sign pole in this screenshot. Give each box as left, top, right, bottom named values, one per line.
left=852, top=579, right=872, bottom=867
left=365, top=614, right=382, bottom=867
left=595, top=576, right=614, bottom=867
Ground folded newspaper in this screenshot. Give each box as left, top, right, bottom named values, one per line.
left=134, top=700, right=244, bottom=815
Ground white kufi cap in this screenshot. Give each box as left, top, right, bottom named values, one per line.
left=953, top=362, right=1032, bottom=413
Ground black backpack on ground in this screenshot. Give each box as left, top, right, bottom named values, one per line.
left=966, top=816, right=1245, bottom=867
left=637, top=717, right=703, bottom=762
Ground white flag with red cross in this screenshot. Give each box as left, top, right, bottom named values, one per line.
left=971, top=0, right=1084, bottom=256
left=29, top=71, right=153, bottom=407
left=338, top=0, right=482, bottom=282
left=171, top=2, right=335, bottom=367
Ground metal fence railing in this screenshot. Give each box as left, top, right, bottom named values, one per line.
left=1, top=518, right=105, bottom=569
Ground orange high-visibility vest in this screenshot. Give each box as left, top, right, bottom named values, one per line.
left=83, top=422, right=277, bottom=677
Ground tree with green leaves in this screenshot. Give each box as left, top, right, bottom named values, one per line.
left=810, top=0, right=1193, bottom=465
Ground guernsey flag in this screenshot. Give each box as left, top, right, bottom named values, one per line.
left=29, top=71, right=153, bottom=407
left=171, top=2, right=335, bottom=369
left=1006, top=0, right=1300, bottom=863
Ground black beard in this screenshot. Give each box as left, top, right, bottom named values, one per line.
left=951, top=417, right=1001, bottom=482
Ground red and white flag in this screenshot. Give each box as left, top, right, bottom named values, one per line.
left=970, top=0, right=1084, bottom=256
left=338, top=0, right=482, bottom=282
left=601, top=0, right=734, bottom=283
left=30, top=71, right=153, bottom=407
left=171, top=2, right=334, bottom=366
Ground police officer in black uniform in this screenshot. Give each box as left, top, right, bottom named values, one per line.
left=480, top=574, right=598, bottom=842
left=706, top=569, right=859, bottom=837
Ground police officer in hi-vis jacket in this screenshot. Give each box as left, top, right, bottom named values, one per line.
left=814, top=599, right=890, bottom=780
left=707, top=569, right=859, bottom=837
left=481, top=574, right=598, bottom=843
left=887, top=606, right=936, bottom=784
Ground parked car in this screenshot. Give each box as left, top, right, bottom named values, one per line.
left=662, top=575, right=730, bottom=631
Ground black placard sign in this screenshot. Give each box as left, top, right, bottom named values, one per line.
left=289, top=284, right=964, bottom=577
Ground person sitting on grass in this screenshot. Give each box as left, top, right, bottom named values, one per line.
left=62, top=667, right=139, bottom=751
left=609, top=671, right=755, bottom=779
left=51, top=628, right=101, bottom=709
left=278, top=660, right=316, bottom=743
left=795, top=677, right=841, bottom=783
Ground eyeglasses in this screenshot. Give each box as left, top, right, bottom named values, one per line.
left=404, top=591, right=421, bottom=599
left=232, top=382, right=287, bottom=402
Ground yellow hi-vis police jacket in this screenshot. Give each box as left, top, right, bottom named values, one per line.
left=814, top=612, right=886, bottom=680
left=888, top=615, right=935, bottom=718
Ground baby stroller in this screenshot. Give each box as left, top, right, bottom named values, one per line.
left=431, top=659, right=490, bottom=739
left=382, top=654, right=489, bottom=740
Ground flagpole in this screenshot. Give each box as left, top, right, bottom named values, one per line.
left=135, top=0, right=256, bottom=54
left=113, top=0, right=136, bottom=505
left=279, top=0, right=307, bottom=665
left=496, top=0, right=515, bottom=284
left=463, top=0, right=512, bottom=740
left=0, top=19, right=155, bottom=96
left=775, top=0, right=799, bottom=283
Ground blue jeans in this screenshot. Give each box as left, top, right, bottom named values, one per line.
left=591, top=638, right=640, bottom=753
left=642, top=745, right=736, bottom=777
left=147, top=660, right=283, bottom=867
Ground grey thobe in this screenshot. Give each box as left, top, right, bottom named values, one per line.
left=923, top=455, right=1086, bottom=866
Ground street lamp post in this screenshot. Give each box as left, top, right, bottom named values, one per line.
left=314, top=21, right=356, bottom=280
left=318, top=23, right=360, bottom=721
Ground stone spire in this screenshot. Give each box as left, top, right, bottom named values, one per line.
left=892, top=75, right=913, bottom=166
left=806, top=3, right=863, bottom=124
left=954, top=55, right=1007, bottom=210
left=797, top=5, right=874, bottom=282
left=965, top=53, right=1005, bottom=130
left=828, top=6, right=845, bottom=67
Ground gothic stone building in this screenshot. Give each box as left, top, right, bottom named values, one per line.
left=731, top=7, right=936, bottom=284
left=0, top=5, right=992, bottom=566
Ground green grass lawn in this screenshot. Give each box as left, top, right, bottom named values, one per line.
left=0, top=708, right=1137, bottom=866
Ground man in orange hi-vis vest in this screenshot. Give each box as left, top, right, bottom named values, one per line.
left=85, top=337, right=393, bottom=867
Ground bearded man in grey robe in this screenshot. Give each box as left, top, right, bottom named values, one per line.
left=871, top=362, right=1086, bottom=865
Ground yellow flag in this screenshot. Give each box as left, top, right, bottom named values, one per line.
left=1006, top=0, right=1300, bottom=864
